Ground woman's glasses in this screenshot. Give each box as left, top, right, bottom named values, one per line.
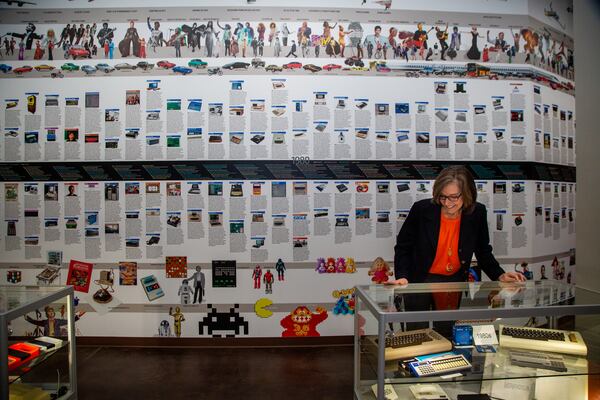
left=439, top=193, right=462, bottom=203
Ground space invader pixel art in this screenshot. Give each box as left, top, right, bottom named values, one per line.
left=198, top=304, right=249, bottom=338
left=165, top=256, right=187, bottom=278
left=7, top=270, right=21, bottom=284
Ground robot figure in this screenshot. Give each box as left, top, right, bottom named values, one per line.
left=169, top=306, right=185, bottom=338
left=275, top=258, right=286, bottom=281
left=158, top=320, right=171, bottom=337
left=188, top=266, right=206, bottom=304
left=252, top=264, right=262, bottom=289
left=263, top=269, right=274, bottom=294
left=178, top=279, right=194, bottom=305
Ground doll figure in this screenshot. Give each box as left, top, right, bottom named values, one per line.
left=336, top=257, right=346, bottom=273
left=315, top=257, right=327, bottom=273
left=326, top=257, right=336, bottom=273
left=368, top=257, right=393, bottom=284
left=346, top=257, right=356, bottom=273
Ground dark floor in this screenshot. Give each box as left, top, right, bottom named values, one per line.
left=76, top=345, right=354, bottom=400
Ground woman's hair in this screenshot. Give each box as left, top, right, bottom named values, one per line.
left=432, top=165, right=477, bottom=213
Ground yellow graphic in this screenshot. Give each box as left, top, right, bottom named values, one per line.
left=254, top=298, right=274, bottom=318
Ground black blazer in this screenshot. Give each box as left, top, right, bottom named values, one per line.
left=394, top=199, right=505, bottom=282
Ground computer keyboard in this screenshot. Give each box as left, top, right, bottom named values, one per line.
left=499, top=325, right=587, bottom=356
left=382, top=328, right=452, bottom=361
left=409, top=353, right=472, bottom=377
left=509, top=350, right=567, bottom=372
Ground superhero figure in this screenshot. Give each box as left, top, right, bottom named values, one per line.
left=280, top=306, right=328, bottom=337
left=263, top=269, right=274, bottom=294
left=7, top=22, right=43, bottom=50
left=252, top=264, right=262, bottom=289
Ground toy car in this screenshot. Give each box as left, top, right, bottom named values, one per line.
left=136, top=61, right=154, bottom=70
left=207, top=67, right=222, bottom=76
left=81, top=65, right=97, bottom=75
left=344, top=56, right=364, bottom=67
left=222, top=62, right=250, bottom=70
left=157, top=60, right=176, bottom=69
left=65, top=45, right=90, bottom=59
left=0, top=64, right=13, bottom=73
left=265, top=64, right=283, bottom=72
left=50, top=71, right=64, bottom=78
left=61, top=63, right=79, bottom=71
left=188, top=59, right=208, bottom=69
left=351, top=66, right=368, bottom=71
left=323, top=63, right=341, bottom=71
left=303, top=64, right=322, bottom=73
left=251, top=58, right=265, bottom=68
left=13, top=66, right=33, bottom=75
left=95, top=63, right=115, bottom=73
left=283, top=61, right=302, bottom=69
left=375, top=63, right=391, bottom=73
left=34, top=64, right=54, bottom=71
left=114, top=62, right=137, bottom=70
left=173, top=66, right=193, bottom=75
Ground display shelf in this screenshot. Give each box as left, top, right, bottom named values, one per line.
left=1, top=286, right=77, bottom=400
left=354, top=281, right=600, bottom=400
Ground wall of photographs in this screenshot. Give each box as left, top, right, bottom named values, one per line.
left=1, top=0, right=576, bottom=338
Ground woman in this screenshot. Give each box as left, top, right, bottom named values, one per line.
left=338, top=25, right=353, bottom=57
left=466, top=26, right=482, bottom=60
left=390, top=165, right=525, bottom=286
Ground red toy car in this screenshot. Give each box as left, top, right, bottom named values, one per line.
left=157, top=60, right=176, bottom=69
left=323, top=64, right=341, bottom=71
left=283, top=62, right=302, bottom=69
left=65, top=45, right=90, bottom=59
left=13, top=66, right=33, bottom=75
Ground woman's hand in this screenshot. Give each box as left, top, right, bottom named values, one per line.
left=384, top=278, right=409, bottom=286
left=498, top=271, right=526, bottom=282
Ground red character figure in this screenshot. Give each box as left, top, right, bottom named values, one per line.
left=252, top=264, right=262, bottom=289
left=280, top=306, right=328, bottom=337
left=34, top=40, right=44, bottom=60
left=336, top=257, right=346, bottom=273
left=139, top=38, right=146, bottom=59
left=326, top=257, right=336, bottom=273
left=482, top=45, right=490, bottom=62
left=104, top=40, right=109, bottom=58
left=263, top=269, right=274, bottom=294
left=368, top=257, right=393, bottom=284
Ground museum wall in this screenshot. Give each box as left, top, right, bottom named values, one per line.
left=0, top=0, right=576, bottom=338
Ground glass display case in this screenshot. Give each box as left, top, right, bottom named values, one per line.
left=1, top=285, right=77, bottom=400
left=354, top=280, right=600, bottom=400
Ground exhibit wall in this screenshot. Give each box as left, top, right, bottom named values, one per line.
left=0, top=0, right=575, bottom=338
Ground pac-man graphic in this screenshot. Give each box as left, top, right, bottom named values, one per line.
left=254, top=298, right=274, bottom=318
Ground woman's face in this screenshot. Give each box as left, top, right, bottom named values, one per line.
left=439, top=181, right=463, bottom=217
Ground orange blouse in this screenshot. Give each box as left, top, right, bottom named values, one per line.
left=429, top=213, right=461, bottom=275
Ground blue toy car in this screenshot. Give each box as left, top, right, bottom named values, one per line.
left=173, top=66, right=193, bottom=75
left=0, top=64, right=12, bottom=73
left=81, top=65, right=97, bottom=75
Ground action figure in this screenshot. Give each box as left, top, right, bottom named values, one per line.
left=97, top=22, right=115, bottom=48
left=368, top=257, right=393, bottom=284
left=346, top=257, right=356, bottom=273
left=275, top=258, right=286, bottom=281
left=263, top=269, right=274, bottom=294
left=252, top=264, right=262, bottom=289
left=326, top=257, right=336, bottom=273
left=147, top=17, right=166, bottom=52
left=169, top=306, right=185, bottom=338
left=188, top=266, right=206, bottom=304
left=435, top=23, right=449, bottom=60
left=466, top=26, right=483, bottom=60
left=158, top=320, right=171, bottom=337
left=336, top=257, right=346, bottom=273
left=178, top=279, right=193, bottom=305
left=119, top=20, right=140, bottom=57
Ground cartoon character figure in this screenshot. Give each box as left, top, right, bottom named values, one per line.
left=252, top=264, right=262, bottom=289
left=263, top=269, right=274, bottom=294
left=333, top=296, right=350, bottom=315
left=158, top=320, right=171, bottom=337
left=178, top=279, right=193, bottom=305
left=280, top=306, right=328, bottom=337
left=368, top=257, right=393, bottom=284
left=346, top=257, right=356, bottom=273
left=336, top=257, right=346, bottom=273
left=275, top=258, right=286, bottom=281
left=169, top=306, right=185, bottom=338
left=315, top=257, right=327, bottom=273
left=326, top=257, right=336, bottom=273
